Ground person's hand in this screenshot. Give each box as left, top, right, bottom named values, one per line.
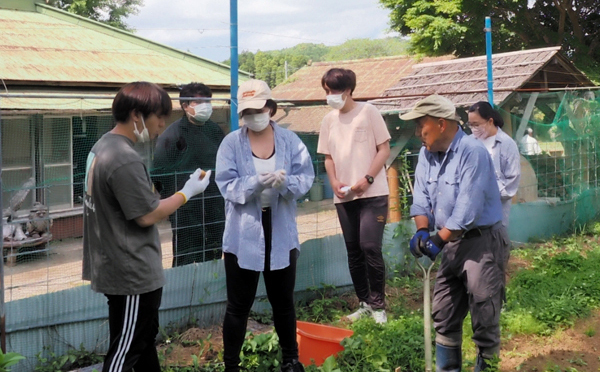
left=178, top=169, right=211, bottom=203
left=272, top=169, right=287, bottom=189
left=331, top=179, right=348, bottom=199
left=258, top=173, right=277, bottom=188
left=409, top=228, right=430, bottom=258
left=351, top=177, right=371, bottom=197
left=419, top=234, right=445, bottom=261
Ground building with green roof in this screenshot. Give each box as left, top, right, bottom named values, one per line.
left=0, top=0, right=249, bottom=230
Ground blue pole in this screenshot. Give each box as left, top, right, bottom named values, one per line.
left=485, top=16, right=494, bottom=105
left=0, top=99, right=5, bottom=353
left=230, top=0, right=239, bottom=131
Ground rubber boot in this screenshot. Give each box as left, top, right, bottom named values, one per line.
left=473, top=354, right=492, bottom=372
left=279, top=359, right=305, bottom=372
left=435, top=343, right=462, bottom=372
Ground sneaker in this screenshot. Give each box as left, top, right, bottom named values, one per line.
left=372, top=309, right=387, bottom=324
left=345, top=301, right=373, bottom=322
left=279, top=359, right=305, bottom=372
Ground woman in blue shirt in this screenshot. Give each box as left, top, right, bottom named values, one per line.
left=215, top=79, right=314, bottom=372
left=468, top=101, right=521, bottom=227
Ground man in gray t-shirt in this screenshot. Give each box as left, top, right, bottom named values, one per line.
left=83, top=132, right=164, bottom=294
left=83, top=82, right=210, bottom=372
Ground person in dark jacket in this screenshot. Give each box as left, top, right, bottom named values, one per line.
left=153, top=82, right=225, bottom=266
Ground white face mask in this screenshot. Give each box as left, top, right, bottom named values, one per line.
left=326, top=93, right=346, bottom=110
left=190, top=102, right=213, bottom=123
left=471, top=126, right=487, bottom=140
left=243, top=112, right=271, bottom=132
left=133, top=116, right=150, bottom=143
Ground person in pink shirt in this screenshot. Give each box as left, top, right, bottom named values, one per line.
left=317, top=68, right=391, bottom=324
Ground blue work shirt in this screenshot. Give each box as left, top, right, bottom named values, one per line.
left=410, top=128, right=502, bottom=231
left=215, top=122, right=314, bottom=271
left=471, top=127, right=521, bottom=227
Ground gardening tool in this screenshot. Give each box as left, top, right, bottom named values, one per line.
left=416, top=258, right=435, bottom=372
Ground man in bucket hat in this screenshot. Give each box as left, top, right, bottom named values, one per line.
left=402, top=95, right=510, bottom=371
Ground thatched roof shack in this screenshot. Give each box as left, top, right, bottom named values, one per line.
left=370, top=46, right=594, bottom=116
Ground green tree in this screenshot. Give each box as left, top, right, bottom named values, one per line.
left=324, top=37, right=409, bottom=61
left=222, top=38, right=410, bottom=87
left=379, top=0, right=600, bottom=81
left=46, top=0, right=143, bottom=31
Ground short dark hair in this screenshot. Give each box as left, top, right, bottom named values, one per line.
left=468, top=101, right=504, bottom=128
left=179, top=82, right=212, bottom=110
left=321, top=68, right=356, bottom=95
left=265, top=99, right=277, bottom=117
left=112, top=82, right=172, bottom=123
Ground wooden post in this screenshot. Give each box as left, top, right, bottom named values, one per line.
left=387, top=160, right=401, bottom=223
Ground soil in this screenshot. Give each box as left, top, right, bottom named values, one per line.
left=158, top=319, right=273, bottom=368
left=157, top=255, right=600, bottom=372
left=502, top=311, right=600, bottom=372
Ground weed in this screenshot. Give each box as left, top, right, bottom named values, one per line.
left=249, top=310, right=273, bottom=325
left=502, top=309, right=548, bottom=336
left=583, top=326, right=596, bottom=337
left=568, top=355, right=587, bottom=366
left=296, top=284, right=349, bottom=323
left=239, top=331, right=282, bottom=372
left=0, top=349, right=25, bottom=372
left=34, top=345, right=103, bottom=372
left=335, top=316, right=429, bottom=371
left=481, top=355, right=501, bottom=372
left=545, top=363, right=563, bottom=372
left=504, top=248, right=600, bottom=332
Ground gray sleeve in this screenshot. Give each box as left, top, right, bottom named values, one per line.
left=109, top=162, right=160, bottom=221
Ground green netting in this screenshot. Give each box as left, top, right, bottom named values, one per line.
left=491, top=90, right=600, bottom=204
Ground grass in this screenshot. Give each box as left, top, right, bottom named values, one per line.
left=37, top=221, right=600, bottom=372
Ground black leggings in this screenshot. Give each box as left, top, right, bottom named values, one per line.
left=222, top=208, right=299, bottom=372
left=335, top=195, right=388, bottom=310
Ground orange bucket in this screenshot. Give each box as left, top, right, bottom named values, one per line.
left=296, top=320, right=354, bottom=366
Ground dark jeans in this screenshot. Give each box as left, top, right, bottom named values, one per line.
left=103, top=288, right=162, bottom=372
left=432, top=225, right=510, bottom=350
left=335, top=195, right=388, bottom=310
left=222, top=208, right=299, bottom=372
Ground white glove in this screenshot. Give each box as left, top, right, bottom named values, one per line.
left=272, top=169, right=287, bottom=189
left=178, top=169, right=211, bottom=203
left=258, top=173, right=277, bottom=188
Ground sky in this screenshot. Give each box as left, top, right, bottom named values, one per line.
left=127, top=0, right=399, bottom=63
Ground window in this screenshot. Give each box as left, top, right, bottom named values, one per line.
left=42, top=117, right=73, bottom=212
left=1, top=117, right=34, bottom=216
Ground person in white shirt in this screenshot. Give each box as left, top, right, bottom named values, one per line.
left=520, top=128, right=542, bottom=155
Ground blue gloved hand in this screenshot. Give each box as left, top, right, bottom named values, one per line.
left=409, top=228, right=430, bottom=258
left=419, top=234, right=445, bottom=261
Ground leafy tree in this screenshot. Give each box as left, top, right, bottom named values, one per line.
left=46, top=0, right=143, bottom=31
left=324, top=38, right=409, bottom=61
left=379, top=0, right=600, bottom=81
left=223, top=38, right=410, bottom=87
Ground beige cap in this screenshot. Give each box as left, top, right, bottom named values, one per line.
left=237, top=79, right=271, bottom=114
left=399, top=94, right=461, bottom=122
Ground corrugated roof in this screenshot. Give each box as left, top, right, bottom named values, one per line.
left=272, top=55, right=454, bottom=101
left=0, top=91, right=230, bottom=112
left=0, top=3, right=247, bottom=88
left=371, top=46, right=596, bottom=113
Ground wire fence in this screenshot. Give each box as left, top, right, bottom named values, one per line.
left=2, top=89, right=600, bottom=369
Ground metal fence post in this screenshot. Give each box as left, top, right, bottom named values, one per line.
left=0, top=98, right=6, bottom=353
